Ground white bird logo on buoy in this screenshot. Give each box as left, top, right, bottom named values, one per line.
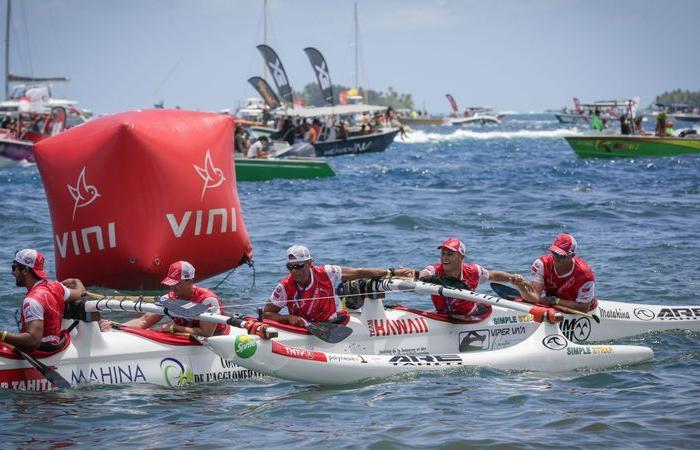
left=193, top=149, right=225, bottom=200
left=67, top=166, right=101, bottom=221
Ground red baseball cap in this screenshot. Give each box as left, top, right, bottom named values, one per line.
left=549, top=234, right=578, bottom=256
left=13, top=249, right=48, bottom=279
left=437, top=238, right=466, bottom=256
left=161, top=261, right=195, bottom=286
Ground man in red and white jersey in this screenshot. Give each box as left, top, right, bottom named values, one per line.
left=417, top=238, right=521, bottom=318
left=264, top=245, right=413, bottom=327
left=514, top=234, right=596, bottom=313
left=2, top=249, right=86, bottom=352
left=120, top=261, right=227, bottom=337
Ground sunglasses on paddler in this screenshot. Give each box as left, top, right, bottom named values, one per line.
left=286, top=262, right=307, bottom=271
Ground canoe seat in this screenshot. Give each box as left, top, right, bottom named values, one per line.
left=390, top=304, right=492, bottom=324
left=0, top=330, right=72, bottom=360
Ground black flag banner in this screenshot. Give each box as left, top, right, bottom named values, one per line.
left=247, top=76, right=282, bottom=110
left=303, top=47, right=334, bottom=106
left=256, top=44, right=294, bottom=104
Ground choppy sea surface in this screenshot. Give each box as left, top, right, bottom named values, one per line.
left=1, top=114, right=699, bottom=449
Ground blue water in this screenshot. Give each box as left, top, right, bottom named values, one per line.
left=2, top=114, right=700, bottom=448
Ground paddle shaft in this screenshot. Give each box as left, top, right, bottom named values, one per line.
left=489, top=282, right=600, bottom=323
left=85, top=299, right=278, bottom=339
left=377, top=279, right=563, bottom=321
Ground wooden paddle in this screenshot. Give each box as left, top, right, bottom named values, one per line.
left=489, top=282, right=600, bottom=323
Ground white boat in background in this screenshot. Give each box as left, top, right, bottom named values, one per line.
left=0, top=0, right=90, bottom=166
left=445, top=95, right=502, bottom=125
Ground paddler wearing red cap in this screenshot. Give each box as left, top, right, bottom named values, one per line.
left=3, top=249, right=86, bottom=352
left=118, top=260, right=228, bottom=337
left=511, top=233, right=597, bottom=313
left=416, top=238, right=522, bottom=319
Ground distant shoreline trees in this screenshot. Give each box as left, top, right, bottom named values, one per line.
left=295, top=83, right=415, bottom=109
left=654, top=89, right=700, bottom=105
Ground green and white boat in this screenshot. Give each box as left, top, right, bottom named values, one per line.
left=235, top=156, right=335, bottom=181
left=565, top=133, right=700, bottom=158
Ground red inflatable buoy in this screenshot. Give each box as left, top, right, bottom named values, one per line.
left=34, top=109, right=253, bottom=289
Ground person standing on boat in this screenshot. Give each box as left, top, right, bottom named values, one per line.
left=3, top=249, right=86, bottom=352
left=416, top=238, right=522, bottom=319
left=590, top=109, right=604, bottom=131
left=263, top=245, right=413, bottom=327
left=511, top=234, right=596, bottom=313
left=119, top=261, right=227, bottom=337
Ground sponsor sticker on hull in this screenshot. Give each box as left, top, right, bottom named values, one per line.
left=271, top=341, right=328, bottom=362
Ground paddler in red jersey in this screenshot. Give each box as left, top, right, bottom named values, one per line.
left=119, top=261, right=228, bottom=337
left=513, top=233, right=596, bottom=313
left=417, top=238, right=522, bottom=319
left=2, top=249, right=86, bottom=352
left=263, top=245, right=413, bottom=327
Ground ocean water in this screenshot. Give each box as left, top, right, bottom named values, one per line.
left=1, top=114, right=699, bottom=448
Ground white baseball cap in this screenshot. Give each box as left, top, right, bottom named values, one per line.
left=287, top=245, right=312, bottom=263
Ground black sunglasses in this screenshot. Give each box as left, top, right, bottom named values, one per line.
left=11, top=262, right=24, bottom=272
left=286, top=262, right=306, bottom=271
left=551, top=251, right=570, bottom=259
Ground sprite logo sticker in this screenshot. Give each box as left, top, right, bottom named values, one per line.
left=235, top=335, right=257, bottom=359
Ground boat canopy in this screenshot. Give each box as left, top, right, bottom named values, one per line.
left=273, top=103, right=387, bottom=118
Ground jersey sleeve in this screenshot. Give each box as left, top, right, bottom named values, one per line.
left=21, top=297, right=45, bottom=323
left=422, top=265, right=437, bottom=276
left=529, top=258, right=545, bottom=285
left=270, top=283, right=288, bottom=308
left=324, top=265, right=343, bottom=288
left=475, top=264, right=490, bottom=286
left=576, top=281, right=595, bottom=304
left=201, top=297, right=221, bottom=315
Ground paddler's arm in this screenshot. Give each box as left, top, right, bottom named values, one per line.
left=262, top=302, right=307, bottom=327
left=1, top=320, right=43, bottom=352
left=61, top=278, right=87, bottom=301
left=553, top=281, right=595, bottom=313
left=121, top=313, right=164, bottom=329
left=340, top=266, right=414, bottom=281
left=487, top=270, right=522, bottom=284
left=163, top=320, right=217, bottom=338
left=515, top=278, right=544, bottom=305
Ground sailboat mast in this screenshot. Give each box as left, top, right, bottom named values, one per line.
left=263, top=0, right=268, bottom=81
left=353, top=1, right=358, bottom=89
left=5, top=0, right=11, bottom=99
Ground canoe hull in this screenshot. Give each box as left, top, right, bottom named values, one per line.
left=0, top=321, right=258, bottom=391
left=565, top=134, right=700, bottom=157
left=206, top=322, right=653, bottom=385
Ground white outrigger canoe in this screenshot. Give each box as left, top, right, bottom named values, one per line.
left=4, top=279, right=697, bottom=389
left=0, top=318, right=260, bottom=392
left=196, top=280, right=664, bottom=385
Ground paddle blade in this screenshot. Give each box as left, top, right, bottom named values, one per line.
left=307, top=322, right=353, bottom=344
left=161, top=299, right=209, bottom=319
left=490, top=283, right=521, bottom=300
left=14, top=348, right=71, bottom=389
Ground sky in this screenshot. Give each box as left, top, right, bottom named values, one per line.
left=3, top=0, right=699, bottom=115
